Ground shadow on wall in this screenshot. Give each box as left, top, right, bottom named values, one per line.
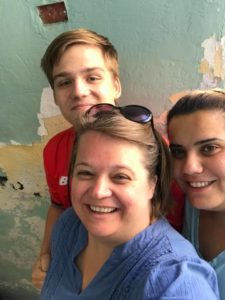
left=0, top=287, right=39, bottom=300
left=0, top=184, right=48, bottom=299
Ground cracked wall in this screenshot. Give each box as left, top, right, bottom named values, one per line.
left=0, top=87, right=70, bottom=299
left=199, top=34, right=225, bottom=89
left=1, top=1, right=225, bottom=299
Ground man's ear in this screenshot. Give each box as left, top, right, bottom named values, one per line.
left=53, top=90, right=59, bottom=106
left=114, top=76, right=122, bottom=100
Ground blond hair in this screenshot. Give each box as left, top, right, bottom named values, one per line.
left=70, top=112, right=172, bottom=219
left=41, top=28, right=119, bottom=88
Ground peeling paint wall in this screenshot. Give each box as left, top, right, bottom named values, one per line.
left=0, top=84, right=70, bottom=298
left=1, top=0, right=225, bottom=299
left=199, top=34, right=225, bottom=88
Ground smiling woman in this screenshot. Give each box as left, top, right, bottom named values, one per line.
left=41, top=104, right=219, bottom=300
left=167, top=89, right=225, bottom=298
left=72, top=130, right=156, bottom=244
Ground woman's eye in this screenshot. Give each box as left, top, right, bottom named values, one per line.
left=201, top=144, right=220, bottom=155
left=170, top=146, right=185, bottom=159
left=75, top=170, right=93, bottom=179
left=113, top=173, right=131, bottom=182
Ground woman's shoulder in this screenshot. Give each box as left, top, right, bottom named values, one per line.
left=150, top=218, right=198, bottom=257
left=144, top=219, right=219, bottom=299
left=144, top=258, right=219, bottom=299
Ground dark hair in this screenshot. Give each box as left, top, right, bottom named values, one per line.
left=41, top=28, right=119, bottom=88
left=167, top=89, right=225, bottom=124
left=70, top=112, right=172, bottom=219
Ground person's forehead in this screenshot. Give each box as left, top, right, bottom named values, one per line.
left=54, top=44, right=109, bottom=71
left=168, top=110, right=225, bottom=143
left=62, top=44, right=104, bottom=60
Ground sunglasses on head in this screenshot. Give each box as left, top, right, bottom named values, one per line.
left=85, top=103, right=154, bottom=125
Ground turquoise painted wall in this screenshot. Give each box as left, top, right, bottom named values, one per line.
left=1, top=0, right=225, bottom=299
left=1, top=0, right=225, bottom=143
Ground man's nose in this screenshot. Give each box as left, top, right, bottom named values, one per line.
left=72, top=78, right=89, bottom=98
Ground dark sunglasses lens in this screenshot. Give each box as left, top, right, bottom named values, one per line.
left=87, top=104, right=114, bottom=117
left=122, top=106, right=152, bottom=123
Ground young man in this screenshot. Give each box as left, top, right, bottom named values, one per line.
left=32, top=28, right=121, bottom=289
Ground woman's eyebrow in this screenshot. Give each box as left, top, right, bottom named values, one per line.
left=169, top=138, right=223, bottom=148
left=194, top=138, right=223, bottom=146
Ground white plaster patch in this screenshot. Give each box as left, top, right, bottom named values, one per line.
left=37, top=113, right=48, bottom=136
left=10, top=140, right=23, bottom=145
left=201, top=35, right=217, bottom=68
left=40, top=86, right=61, bottom=117
left=200, top=73, right=219, bottom=90
left=199, top=34, right=225, bottom=89
left=37, top=86, right=61, bottom=136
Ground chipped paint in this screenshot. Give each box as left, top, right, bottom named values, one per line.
left=199, top=35, right=225, bottom=89
left=0, top=143, right=45, bottom=196
left=38, top=86, right=70, bottom=141
left=0, top=86, right=70, bottom=202
left=2, top=0, right=225, bottom=298
left=0, top=86, right=70, bottom=299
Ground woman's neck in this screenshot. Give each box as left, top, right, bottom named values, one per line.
left=76, top=235, right=114, bottom=291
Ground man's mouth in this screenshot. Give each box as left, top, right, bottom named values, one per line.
left=72, top=104, right=92, bottom=111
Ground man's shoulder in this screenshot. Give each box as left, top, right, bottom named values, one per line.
left=45, top=127, right=76, bottom=148
left=44, top=127, right=76, bottom=157
left=43, top=127, right=76, bottom=185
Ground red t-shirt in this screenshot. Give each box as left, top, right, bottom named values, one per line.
left=44, top=127, right=184, bottom=231
left=167, top=181, right=185, bottom=232
left=43, top=127, right=76, bottom=208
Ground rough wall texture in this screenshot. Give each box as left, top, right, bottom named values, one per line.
left=1, top=0, right=225, bottom=299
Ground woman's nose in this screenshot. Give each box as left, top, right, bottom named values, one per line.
left=182, top=153, right=203, bottom=175
left=90, top=177, right=112, bottom=199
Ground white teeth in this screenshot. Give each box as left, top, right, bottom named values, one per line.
left=90, top=206, right=116, bottom=213
left=189, top=181, right=211, bottom=188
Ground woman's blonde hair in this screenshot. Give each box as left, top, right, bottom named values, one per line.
left=70, top=112, right=172, bottom=219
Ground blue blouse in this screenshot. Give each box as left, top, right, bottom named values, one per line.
left=41, top=208, right=219, bottom=299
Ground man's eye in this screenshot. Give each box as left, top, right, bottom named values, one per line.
left=55, top=79, right=71, bottom=88
left=87, top=75, right=101, bottom=82
left=170, top=147, right=185, bottom=159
